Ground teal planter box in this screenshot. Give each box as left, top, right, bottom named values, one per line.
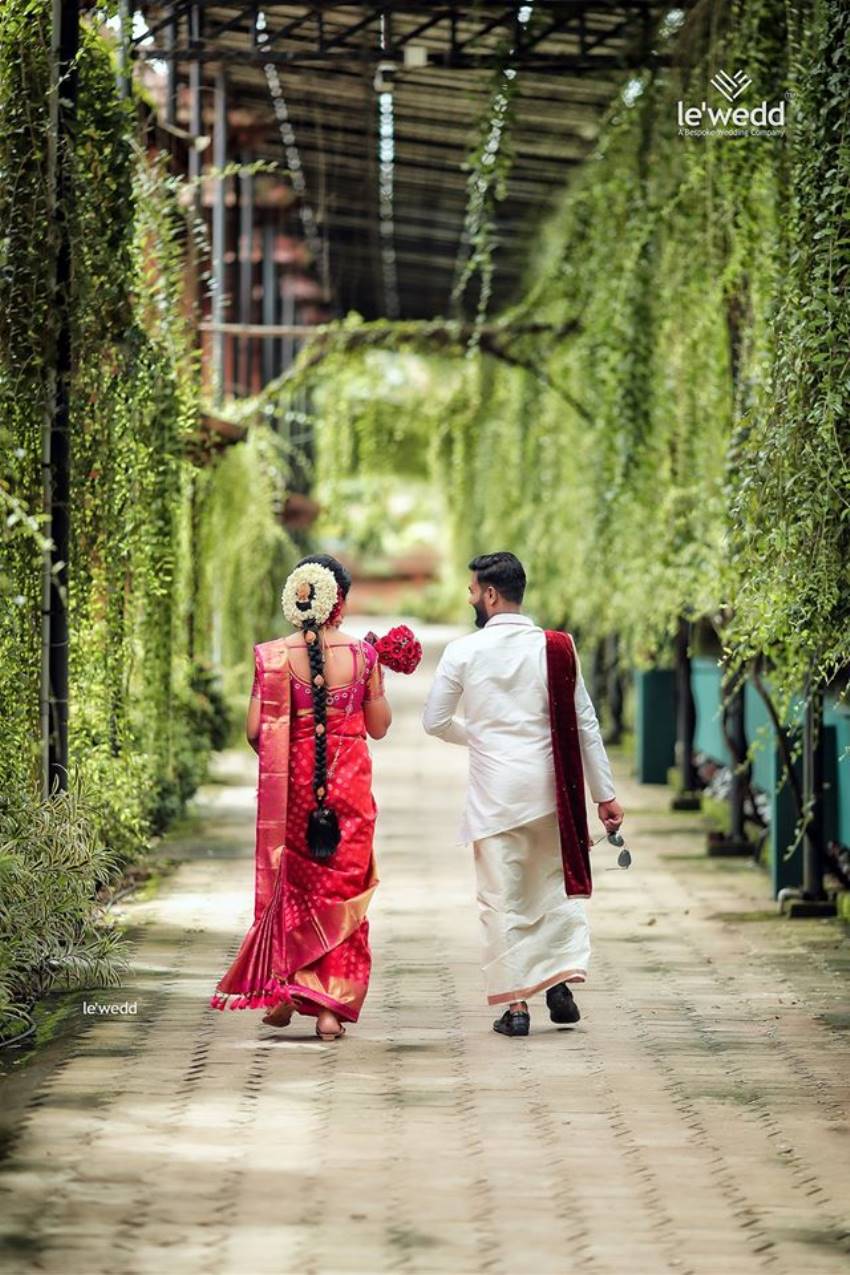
left=633, top=668, right=676, bottom=783
left=691, top=658, right=726, bottom=761
left=684, top=661, right=849, bottom=894
left=824, top=697, right=850, bottom=847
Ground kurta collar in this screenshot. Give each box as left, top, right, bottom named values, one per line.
left=485, top=612, right=534, bottom=628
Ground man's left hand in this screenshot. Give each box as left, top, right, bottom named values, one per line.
left=597, top=799, right=624, bottom=834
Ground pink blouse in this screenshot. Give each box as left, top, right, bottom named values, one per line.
left=252, top=640, right=381, bottom=714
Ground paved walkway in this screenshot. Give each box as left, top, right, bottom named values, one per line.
left=2, top=631, right=850, bottom=1275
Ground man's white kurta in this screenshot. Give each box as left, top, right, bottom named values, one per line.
left=421, top=613, right=615, bottom=845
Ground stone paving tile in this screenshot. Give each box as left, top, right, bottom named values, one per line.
left=1, top=635, right=849, bottom=1274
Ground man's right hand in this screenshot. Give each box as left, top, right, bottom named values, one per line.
left=597, top=798, right=624, bottom=834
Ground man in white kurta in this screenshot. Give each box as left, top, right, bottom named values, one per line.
left=422, top=552, right=623, bottom=1036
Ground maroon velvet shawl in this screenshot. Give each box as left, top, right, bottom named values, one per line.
left=545, top=630, right=593, bottom=898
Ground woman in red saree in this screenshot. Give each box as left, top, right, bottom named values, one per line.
left=209, top=554, right=391, bottom=1039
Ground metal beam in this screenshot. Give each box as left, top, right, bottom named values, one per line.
left=237, top=149, right=254, bottom=393
left=802, top=688, right=827, bottom=901
left=261, top=222, right=277, bottom=383
left=165, top=3, right=179, bottom=125
left=137, top=44, right=671, bottom=71
left=117, top=0, right=134, bottom=98
left=211, top=67, right=228, bottom=401
left=187, top=3, right=203, bottom=191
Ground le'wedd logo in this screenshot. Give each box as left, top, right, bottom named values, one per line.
left=710, top=68, right=752, bottom=101
left=677, top=66, right=786, bottom=137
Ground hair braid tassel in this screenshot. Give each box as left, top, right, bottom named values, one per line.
left=304, top=620, right=341, bottom=861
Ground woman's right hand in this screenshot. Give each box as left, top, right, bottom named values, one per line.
left=364, top=696, right=392, bottom=740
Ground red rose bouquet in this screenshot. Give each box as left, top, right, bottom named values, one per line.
left=364, top=624, right=423, bottom=675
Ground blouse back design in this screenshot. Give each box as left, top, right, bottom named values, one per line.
left=252, top=639, right=381, bottom=715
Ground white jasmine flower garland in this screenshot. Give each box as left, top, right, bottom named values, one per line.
left=280, top=562, right=340, bottom=628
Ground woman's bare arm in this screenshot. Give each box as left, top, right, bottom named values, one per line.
left=363, top=649, right=392, bottom=739
left=246, top=694, right=261, bottom=754
left=364, top=696, right=392, bottom=740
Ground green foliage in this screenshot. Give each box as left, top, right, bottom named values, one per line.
left=263, top=0, right=850, bottom=717
left=0, top=777, right=130, bottom=1045
left=0, top=0, right=55, bottom=784
left=192, top=423, right=298, bottom=705
left=0, top=6, right=289, bottom=1040
left=721, top=0, right=850, bottom=695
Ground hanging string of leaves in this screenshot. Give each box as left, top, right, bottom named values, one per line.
left=0, top=4, right=295, bottom=1041
left=262, top=0, right=850, bottom=720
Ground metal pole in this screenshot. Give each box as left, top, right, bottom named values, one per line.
left=605, top=632, right=624, bottom=745
left=590, top=639, right=605, bottom=713
left=238, top=150, right=254, bottom=394
left=42, top=3, right=60, bottom=796
left=187, top=4, right=202, bottom=196
left=281, top=282, right=295, bottom=372
left=165, top=3, right=178, bottom=128
left=802, top=686, right=826, bottom=900
left=185, top=3, right=204, bottom=664
left=211, top=67, right=227, bottom=403
left=783, top=682, right=835, bottom=915
left=672, top=617, right=700, bottom=810
left=117, top=0, right=133, bottom=100
left=709, top=668, right=752, bottom=855
left=727, top=676, right=749, bottom=839
left=47, top=0, right=79, bottom=796
left=261, top=221, right=276, bottom=385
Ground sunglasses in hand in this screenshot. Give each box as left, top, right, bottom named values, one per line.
left=592, top=828, right=633, bottom=870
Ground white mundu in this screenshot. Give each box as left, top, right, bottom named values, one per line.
left=422, top=612, right=616, bottom=1004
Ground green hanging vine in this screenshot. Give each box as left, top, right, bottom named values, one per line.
left=0, top=4, right=296, bottom=1042
left=259, top=0, right=850, bottom=718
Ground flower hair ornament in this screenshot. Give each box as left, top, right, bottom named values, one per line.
left=280, top=561, right=340, bottom=629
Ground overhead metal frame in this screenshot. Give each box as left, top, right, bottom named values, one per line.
left=132, top=1, right=670, bottom=72
left=125, top=2, right=688, bottom=320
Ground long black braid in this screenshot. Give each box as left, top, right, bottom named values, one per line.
left=296, top=554, right=352, bottom=861
left=304, top=618, right=328, bottom=800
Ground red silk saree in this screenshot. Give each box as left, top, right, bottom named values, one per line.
left=209, top=637, right=380, bottom=1022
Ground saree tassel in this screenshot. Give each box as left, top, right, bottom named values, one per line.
left=209, top=983, right=291, bottom=1011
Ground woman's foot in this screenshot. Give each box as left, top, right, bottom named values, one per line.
left=262, top=1001, right=294, bottom=1027
left=316, top=1009, right=346, bottom=1040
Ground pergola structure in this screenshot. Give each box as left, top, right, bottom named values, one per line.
left=127, top=2, right=689, bottom=334
left=47, top=1, right=689, bottom=789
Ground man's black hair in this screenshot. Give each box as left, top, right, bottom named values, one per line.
left=468, top=552, right=526, bottom=604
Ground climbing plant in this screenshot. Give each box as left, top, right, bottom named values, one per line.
left=260, top=0, right=850, bottom=718
left=0, top=4, right=294, bottom=1042
left=0, top=0, right=55, bottom=795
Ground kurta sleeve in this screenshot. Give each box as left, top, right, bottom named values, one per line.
left=572, top=640, right=616, bottom=803
left=422, top=645, right=469, bottom=746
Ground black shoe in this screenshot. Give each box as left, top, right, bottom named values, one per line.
left=546, top=982, right=581, bottom=1024
left=493, top=1005, right=530, bottom=1037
